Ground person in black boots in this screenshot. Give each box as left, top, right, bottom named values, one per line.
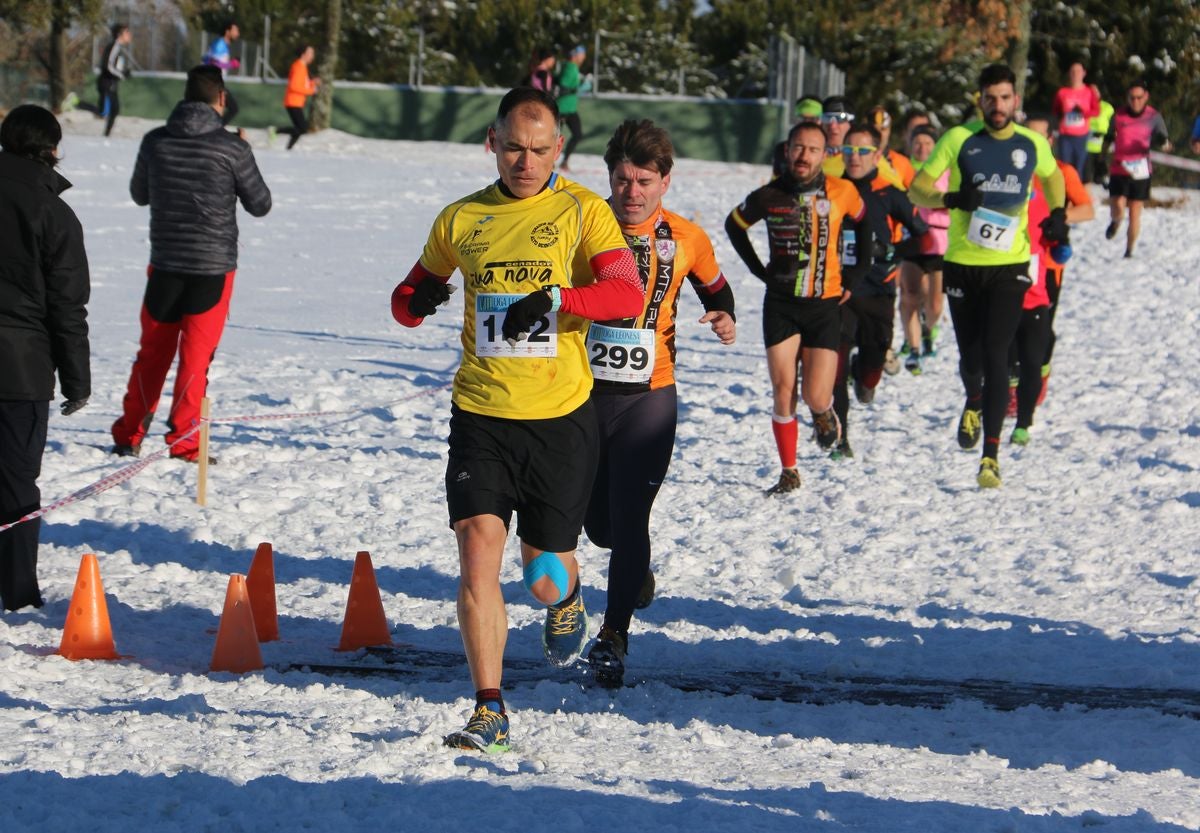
left=0, top=105, right=91, bottom=612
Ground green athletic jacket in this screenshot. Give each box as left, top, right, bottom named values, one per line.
left=556, top=62, right=580, bottom=115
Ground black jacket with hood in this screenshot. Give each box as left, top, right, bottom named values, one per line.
left=0, top=152, right=91, bottom=402
left=130, top=101, right=271, bottom=275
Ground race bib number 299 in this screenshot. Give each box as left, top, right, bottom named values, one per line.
left=587, top=324, right=654, bottom=383
left=475, top=293, right=557, bottom=357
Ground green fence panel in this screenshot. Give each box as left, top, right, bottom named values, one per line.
left=97, top=73, right=779, bottom=165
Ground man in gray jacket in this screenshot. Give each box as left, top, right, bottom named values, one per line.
left=111, top=65, right=271, bottom=463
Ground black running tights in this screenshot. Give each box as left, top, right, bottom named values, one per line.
left=944, top=263, right=1029, bottom=457
left=1014, top=305, right=1052, bottom=429
left=584, top=386, right=677, bottom=637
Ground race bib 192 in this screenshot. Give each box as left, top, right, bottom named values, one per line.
left=587, top=324, right=654, bottom=383
left=967, top=208, right=1018, bottom=252
left=475, top=293, right=557, bottom=358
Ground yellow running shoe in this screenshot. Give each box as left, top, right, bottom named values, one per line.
left=977, top=457, right=1001, bottom=488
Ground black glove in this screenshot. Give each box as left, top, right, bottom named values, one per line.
left=60, top=397, right=88, bottom=416
left=944, top=181, right=983, bottom=212
left=1040, top=207, right=1070, bottom=246
left=502, top=288, right=553, bottom=346
left=408, top=277, right=452, bottom=317
left=1092, top=160, right=1109, bottom=186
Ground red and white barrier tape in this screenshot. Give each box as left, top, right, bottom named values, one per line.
left=1150, top=151, right=1200, bottom=174
left=0, top=382, right=451, bottom=533
left=0, top=426, right=199, bottom=533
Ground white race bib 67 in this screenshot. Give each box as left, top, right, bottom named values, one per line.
left=475, top=293, right=558, bottom=358
left=967, top=208, right=1018, bottom=252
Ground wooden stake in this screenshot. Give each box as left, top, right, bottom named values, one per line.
left=197, top=397, right=210, bottom=506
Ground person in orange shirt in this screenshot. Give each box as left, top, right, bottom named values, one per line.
left=1016, top=115, right=1094, bottom=408
left=276, top=45, right=320, bottom=150
left=726, top=120, right=869, bottom=494
left=583, top=119, right=736, bottom=687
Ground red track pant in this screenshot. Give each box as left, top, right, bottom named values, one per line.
left=112, top=268, right=234, bottom=459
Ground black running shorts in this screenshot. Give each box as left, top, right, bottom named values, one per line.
left=1108, top=174, right=1151, bottom=202
left=902, top=253, right=944, bottom=274
left=445, top=400, right=598, bottom=553
left=761, top=295, right=841, bottom=350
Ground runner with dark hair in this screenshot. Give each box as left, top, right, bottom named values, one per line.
left=583, top=119, right=736, bottom=688
left=726, top=120, right=869, bottom=493
left=909, top=63, right=1067, bottom=488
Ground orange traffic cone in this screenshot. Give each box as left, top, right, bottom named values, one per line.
left=337, top=551, right=392, bottom=651
left=58, top=553, right=120, bottom=661
left=210, top=574, right=263, bottom=673
left=246, top=542, right=279, bottom=642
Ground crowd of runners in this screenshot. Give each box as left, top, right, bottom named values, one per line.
left=392, top=60, right=1180, bottom=751
left=2, top=53, right=1176, bottom=755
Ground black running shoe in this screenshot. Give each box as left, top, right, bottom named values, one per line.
left=957, top=403, right=983, bottom=450
left=586, top=626, right=628, bottom=689
left=765, top=468, right=801, bottom=495
left=812, top=408, right=841, bottom=449
left=634, top=569, right=656, bottom=610
left=111, top=443, right=141, bottom=458
left=1105, top=221, right=1119, bottom=240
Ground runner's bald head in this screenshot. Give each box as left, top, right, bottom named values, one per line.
left=495, top=87, right=560, bottom=136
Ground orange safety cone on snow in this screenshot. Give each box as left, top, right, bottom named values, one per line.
left=246, top=542, right=279, bottom=642
left=58, top=553, right=120, bottom=661
left=337, top=551, right=392, bottom=651
left=210, top=574, right=264, bottom=673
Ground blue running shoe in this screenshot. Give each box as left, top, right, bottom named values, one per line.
left=443, top=704, right=510, bottom=753
left=543, top=584, right=589, bottom=667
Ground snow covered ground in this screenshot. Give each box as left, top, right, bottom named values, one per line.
left=1, top=110, right=1197, bottom=831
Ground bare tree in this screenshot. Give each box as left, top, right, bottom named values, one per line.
left=310, top=0, right=340, bottom=131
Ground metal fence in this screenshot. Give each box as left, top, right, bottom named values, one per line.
left=768, top=33, right=846, bottom=141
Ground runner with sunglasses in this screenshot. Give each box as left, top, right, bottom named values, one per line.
left=821, top=96, right=906, bottom=189
left=832, top=123, right=928, bottom=458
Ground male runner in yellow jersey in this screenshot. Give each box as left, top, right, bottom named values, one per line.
left=391, top=87, right=642, bottom=752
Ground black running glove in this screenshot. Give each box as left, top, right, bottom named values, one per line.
left=60, top=397, right=88, bottom=416
left=408, top=276, right=452, bottom=317
left=1040, top=207, right=1070, bottom=245
left=944, top=180, right=983, bottom=212
left=502, top=288, right=553, bottom=346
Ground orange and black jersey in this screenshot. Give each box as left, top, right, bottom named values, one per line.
left=725, top=172, right=868, bottom=302
left=841, top=169, right=928, bottom=297
left=591, top=207, right=735, bottom=394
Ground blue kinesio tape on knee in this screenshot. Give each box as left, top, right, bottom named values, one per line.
left=523, top=551, right=570, bottom=605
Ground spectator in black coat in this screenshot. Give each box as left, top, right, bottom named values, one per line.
left=111, top=65, right=271, bottom=463
left=0, top=105, right=91, bottom=612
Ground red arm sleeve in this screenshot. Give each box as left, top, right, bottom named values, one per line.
left=558, top=247, right=645, bottom=321
left=391, top=261, right=450, bottom=328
